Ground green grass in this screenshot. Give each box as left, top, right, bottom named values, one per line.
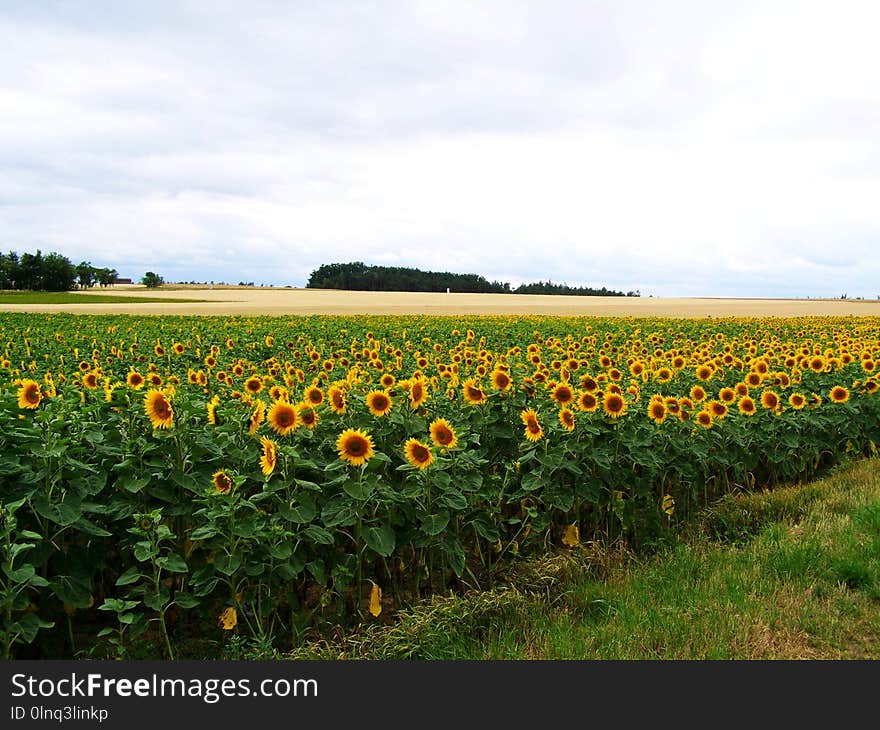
left=288, top=457, right=880, bottom=660
left=0, top=291, right=204, bottom=304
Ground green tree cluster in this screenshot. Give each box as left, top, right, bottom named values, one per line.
left=0, top=250, right=121, bottom=292
left=305, top=261, right=636, bottom=296
left=306, top=262, right=509, bottom=293
left=140, top=271, right=164, bottom=288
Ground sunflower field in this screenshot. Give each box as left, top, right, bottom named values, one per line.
left=1, top=312, right=879, bottom=658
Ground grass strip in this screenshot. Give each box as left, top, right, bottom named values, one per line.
left=0, top=292, right=205, bottom=304
left=288, top=457, right=880, bottom=659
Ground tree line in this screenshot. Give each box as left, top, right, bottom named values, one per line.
left=0, top=250, right=120, bottom=291
left=306, top=262, right=637, bottom=296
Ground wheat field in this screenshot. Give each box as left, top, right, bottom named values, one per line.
left=1, top=285, right=878, bottom=317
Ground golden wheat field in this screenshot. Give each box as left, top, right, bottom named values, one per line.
left=1, top=284, right=879, bottom=317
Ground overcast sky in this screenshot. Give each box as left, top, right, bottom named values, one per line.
left=2, top=1, right=879, bottom=298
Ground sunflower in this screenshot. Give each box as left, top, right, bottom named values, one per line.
left=248, top=400, right=266, bottom=435
left=17, top=379, right=42, bottom=409
left=380, top=373, right=396, bottom=389
left=259, top=437, right=277, bottom=476
left=551, top=383, right=574, bottom=406
left=304, top=385, right=324, bottom=406
left=520, top=408, right=544, bottom=442
left=559, top=407, right=576, bottom=431
left=212, top=470, right=233, bottom=494
left=788, top=392, right=806, bottom=409
left=745, top=371, right=762, bottom=388
left=718, top=387, right=735, bottom=403
left=462, top=378, right=487, bottom=405
left=695, top=410, right=713, bottom=428
left=760, top=390, right=780, bottom=410
left=366, top=390, right=393, bottom=417
left=491, top=369, right=512, bottom=392
left=865, top=379, right=879, bottom=394
left=328, top=385, right=347, bottom=414
left=647, top=399, right=667, bottom=424
left=336, top=428, right=374, bottom=467
left=689, top=385, right=707, bottom=403
left=695, top=364, right=713, bottom=381
left=172, top=342, right=185, bottom=355
left=737, top=396, right=757, bottom=416
left=404, top=438, right=433, bottom=470
left=298, top=404, right=319, bottom=429
left=577, top=391, right=599, bottom=412
left=206, top=394, right=220, bottom=424
left=144, top=389, right=174, bottom=429
left=82, top=371, right=99, bottom=390
left=267, top=400, right=298, bottom=436
left=602, top=392, right=627, bottom=418
left=269, top=385, right=289, bottom=401
left=244, top=376, right=263, bottom=395
left=808, top=356, right=826, bottom=373
left=654, top=367, right=672, bottom=383
left=409, top=378, right=429, bottom=409
left=429, top=418, right=458, bottom=450
left=734, top=382, right=750, bottom=397
left=709, top=400, right=728, bottom=420
left=154, top=344, right=165, bottom=357
left=126, top=370, right=145, bottom=390
left=829, top=386, right=849, bottom=403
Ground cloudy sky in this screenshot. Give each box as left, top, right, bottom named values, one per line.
left=2, top=1, right=879, bottom=298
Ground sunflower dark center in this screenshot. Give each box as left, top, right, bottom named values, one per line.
left=413, top=445, right=429, bottom=461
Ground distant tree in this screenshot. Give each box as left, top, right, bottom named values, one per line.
left=96, top=267, right=118, bottom=287
left=76, top=261, right=97, bottom=289
left=0, top=251, right=19, bottom=289
left=18, top=251, right=43, bottom=290
left=41, top=252, right=77, bottom=291
left=141, top=271, right=164, bottom=288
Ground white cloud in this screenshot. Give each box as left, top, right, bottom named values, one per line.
left=1, top=1, right=879, bottom=297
